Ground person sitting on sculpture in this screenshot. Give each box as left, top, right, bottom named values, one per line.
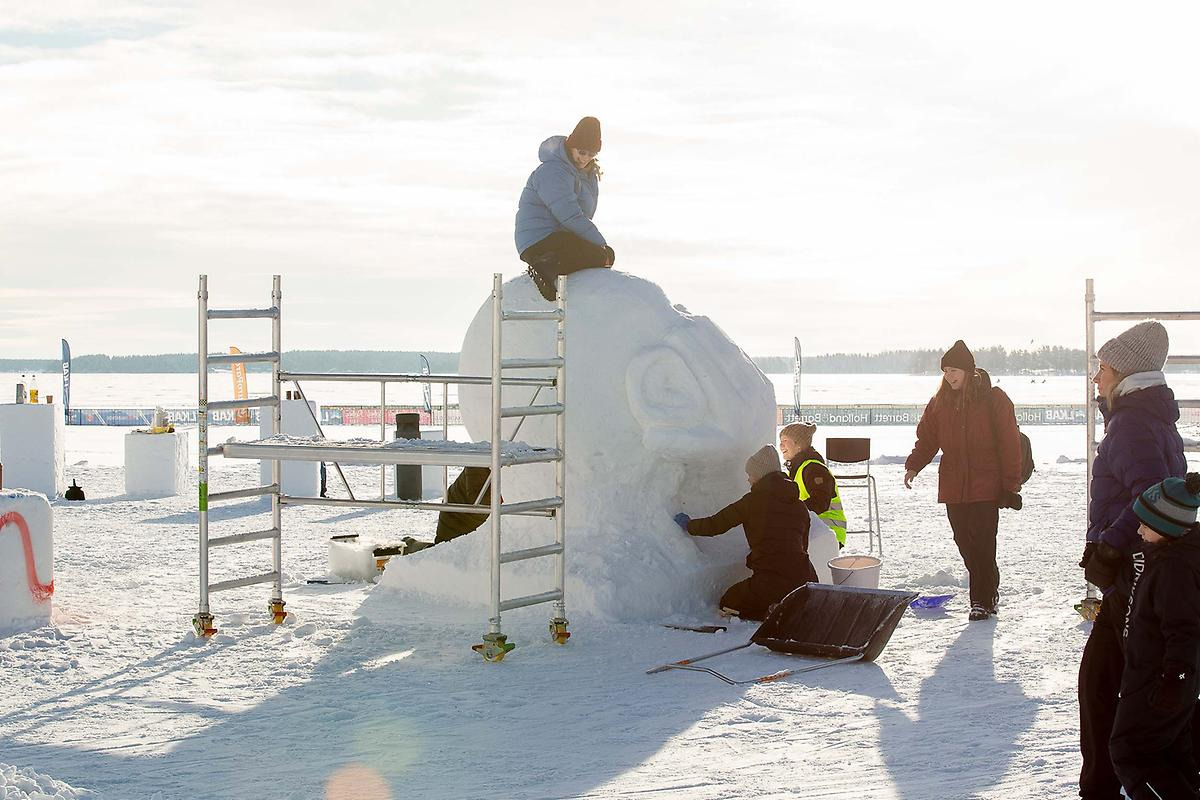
left=514, top=116, right=614, bottom=302
left=672, top=445, right=818, bottom=620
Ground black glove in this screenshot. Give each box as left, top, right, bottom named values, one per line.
left=999, top=491, right=1023, bottom=511
left=1151, top=662, right=1195, bottom=713
left=1083, top=541, right=1125, bottom=592
left=1079, top=541, right=1097, bottom=570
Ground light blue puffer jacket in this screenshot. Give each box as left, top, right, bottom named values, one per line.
left=514, top=135, right=605, bottom=255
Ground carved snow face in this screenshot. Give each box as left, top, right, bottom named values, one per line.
left=458, top=269, right=774, bottom=470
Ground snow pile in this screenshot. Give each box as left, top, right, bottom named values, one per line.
left=0, top=489, right=54, bottom=634
left=124, top=430, right=189, bottom=498
left=0, top=405, right=65, bottom=497
left=380, top=270, right=777, bottom=620
left=260, top=398, right=320, bottom=496
left=913, top=568, right=969, bottom=589
left=0, top=763, right=97, bottom=799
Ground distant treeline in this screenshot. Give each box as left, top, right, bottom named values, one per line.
left=0, top=351, right=460, bottom=374
left=3, top=345, right=1193, bottom=375
left=756, top=346, right=1115, bottom=375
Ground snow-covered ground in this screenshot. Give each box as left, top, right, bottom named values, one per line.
left=5, top=425, right=1195, bottom=799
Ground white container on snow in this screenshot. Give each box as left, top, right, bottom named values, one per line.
left=0, top=403, right=65, bottom=497
left=828, top=554, right=882, bottom=589
left=0, top=489, right=54, bottom=633
left=260, top=399, right=320, bottom=496
left=328, top=537, right=379, bottom=582
left=125, top=430, right=190, bottom=498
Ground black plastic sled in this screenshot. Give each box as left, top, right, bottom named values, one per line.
left=647, top=583, right=918, bottom=685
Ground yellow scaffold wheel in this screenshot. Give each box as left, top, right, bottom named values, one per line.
left=472, top=633, right=515, bottom=663
left=193, top=613, right=217, bottom=638
left=268, top=599, right=288, bottom=625
left=549, top=617, right=571, bottom=645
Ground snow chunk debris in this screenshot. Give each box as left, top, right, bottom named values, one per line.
left=0, top=763, right=97, bottom=799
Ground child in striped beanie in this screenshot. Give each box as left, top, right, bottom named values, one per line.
left=1110, top=473, right=1200, bottom=799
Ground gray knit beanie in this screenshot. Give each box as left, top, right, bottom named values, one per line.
left=1097, top=320, right=1169, bottom=376
left=746, top=445, right=782, bottom=482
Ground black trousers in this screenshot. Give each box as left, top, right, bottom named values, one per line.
left=1078, top=593, right=1200, bottom=798
left=719, top=573, right=802, bottom=622
left=1079, top=601, right=1129, bottom=799
left=434, top=467, right=491, bottom=544
left=945, top=501, right=1000, bottom=608
left=519, top=231, right=611, bottom=280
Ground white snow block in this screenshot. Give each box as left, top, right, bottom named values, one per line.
left=260, top=399, right=320, bottom=496
left=0, top=489, right=54, bottom=633
left=124, top=431, right=190, bottom=498
left=421, top=427, right=446, bottom=500
left=328, top=538, right=379, bottom=582
left=0, top=404, right=65, bottom=497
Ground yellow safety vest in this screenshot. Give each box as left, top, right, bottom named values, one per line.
left=795, top=458, right=847, bottom=545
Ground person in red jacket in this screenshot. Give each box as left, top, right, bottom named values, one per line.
left=904, top=340, right=1022, bottom=621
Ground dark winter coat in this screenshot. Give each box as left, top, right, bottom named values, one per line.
left=1120, top=531, right=1200, bottom=695
left=786, top=447, right=835, bottom=516
left=514, top=135, right=605, bottom=254
left=1088, top=384, right=1187, bottom=553
left=904, top=370, right=1022, bottom=504
left=1110, top=529, right=1200, bottom=774
left=686, top=471, right=817, bottom=587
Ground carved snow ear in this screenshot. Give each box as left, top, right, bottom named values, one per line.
left=626, top=344, right=735, bottom=458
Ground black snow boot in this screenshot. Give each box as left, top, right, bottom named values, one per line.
left=969, top=604, right=990, bottom=621
left=524, top=257, right=558, bottom=302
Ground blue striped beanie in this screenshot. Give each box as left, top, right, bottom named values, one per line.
left=1134, top=474, right=1200, bottom=538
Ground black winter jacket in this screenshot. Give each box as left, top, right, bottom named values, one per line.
left=686, top=471, right=817, bottom=584
left=1120, top=529, right=1200, bottom=704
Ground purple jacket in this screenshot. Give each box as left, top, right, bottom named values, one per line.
left=1088, top=383, right=1186, bottom=553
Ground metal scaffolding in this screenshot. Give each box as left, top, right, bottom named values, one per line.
left=1080, top=278, right=1200, bottom=616
left=195, top=273, right=569, bottom=661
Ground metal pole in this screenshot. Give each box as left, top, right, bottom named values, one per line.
left=1085, top=278, right=1096, bottom=508
left=270, top=275, right=283, bottom=606
left=489, top=273, right=504, bottom=636
left=442, top=382, right=449, bottom=496
left=198, top=275, right=210, bottom=617
left=380, top=381, right=387, bottom=499
left=554, top=274, right=567, bottom=621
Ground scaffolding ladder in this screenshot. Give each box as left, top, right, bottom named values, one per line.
left=1081, top=278, right=1200, bottom=613
left=194, top=275, right=286, bottom=636
left=193, top=273, right=569, bottom=662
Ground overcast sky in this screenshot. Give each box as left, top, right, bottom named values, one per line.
left=2, top=1, right=1199, bottom=359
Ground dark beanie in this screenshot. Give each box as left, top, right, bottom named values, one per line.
left=565, top=116, right=601, bottom=153
left=941, top=340, right=975, bottom=372
left=1134, top=474, right=1200, bottom=538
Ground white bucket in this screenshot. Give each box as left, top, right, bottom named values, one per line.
left=828, top=555, right=882, bottom=588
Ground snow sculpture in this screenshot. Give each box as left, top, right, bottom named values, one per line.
left=381, top=269, right=781, bottom=621
left=0, top=489, right=54, bottom=633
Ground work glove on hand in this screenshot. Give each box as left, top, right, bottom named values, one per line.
left=1000, top=491, right=1023, bottom=511
left=1079, top=541, right=1097, bottom=570
left=1083, top=541, right=1125, bottom=592
left=673, top=513, right=691, bottom=533
left=1151, top=662, right=1196, bottom=713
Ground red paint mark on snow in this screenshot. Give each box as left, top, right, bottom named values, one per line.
left=0, top=511, right=54, bottom=601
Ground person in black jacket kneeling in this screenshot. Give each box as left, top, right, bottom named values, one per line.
left=672, top=445, right=817, bottom=621
left=1110, top=473, right=1200, bottom=800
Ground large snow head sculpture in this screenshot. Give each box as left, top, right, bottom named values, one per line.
left=384, top=270, right=777, bottom=621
